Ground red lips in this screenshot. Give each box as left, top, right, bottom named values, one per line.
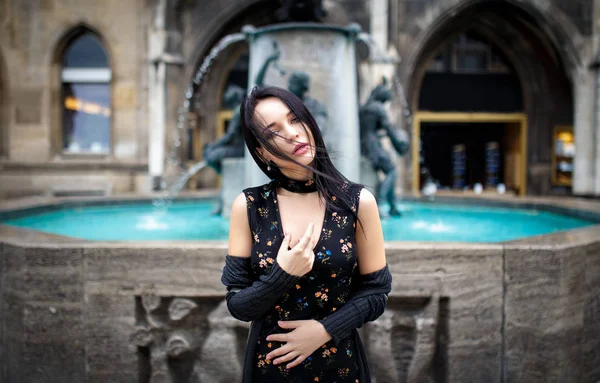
left=293, top=143, right=308, bottom=154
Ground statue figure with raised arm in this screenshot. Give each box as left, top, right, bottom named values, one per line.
left=203, top=85, right=245, bottom=215
left=254, top=42, right=328, bottom=133
left=360, top=77, right=409, bottom=216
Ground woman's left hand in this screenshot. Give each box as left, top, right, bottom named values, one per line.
left=265, top=320, right=332, bottom=369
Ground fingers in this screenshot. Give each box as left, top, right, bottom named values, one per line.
left=265, top=344, right=291, bottom=361
left=286, top=354, right=307, bottom=369
left=277, top=320, right=301, bottom=329
left=266, top=333, right=289, bottom=343
left=292, top=223, right=314, bottom=252
left=280, top=231, right=291, bottom=251
left=273, top=351, right=300, bottom=366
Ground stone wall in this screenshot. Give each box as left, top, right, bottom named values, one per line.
left=1, top=229, right=598, bottom=382
left=1, top=244, right=86, bottom=382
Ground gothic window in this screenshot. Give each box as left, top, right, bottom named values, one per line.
left=61, top=32, right=111, bottom=154
left=426, top=32, right=510, bottom=74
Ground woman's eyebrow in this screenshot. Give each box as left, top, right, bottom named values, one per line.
left=265, top=111, right=293, bottom=129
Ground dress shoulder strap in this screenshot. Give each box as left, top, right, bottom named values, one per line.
left=242, top=182, right=275, bottom=234
left=344, top=182, right=365, bottom=214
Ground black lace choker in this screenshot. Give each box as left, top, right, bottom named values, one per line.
left=274, top=177, right=317, bottom=193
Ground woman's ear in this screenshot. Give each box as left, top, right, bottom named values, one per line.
left=257, top=147, right=268, bottom=161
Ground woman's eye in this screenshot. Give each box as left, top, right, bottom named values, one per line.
left=291, top=116, right=300, bottom=123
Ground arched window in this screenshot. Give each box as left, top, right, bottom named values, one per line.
left=61, top=32, right=111, bottom=154
left=426, top=32, right=510, bottom=74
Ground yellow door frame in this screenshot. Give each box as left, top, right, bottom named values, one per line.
left=412, top=111, right=528, bottom=196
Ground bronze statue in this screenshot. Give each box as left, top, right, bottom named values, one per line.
left=287, top=71, right=328, bottom=132
left=254, top=42, right=328, bottom=132
left=360, top=78, right=409, bottom=216
left=203, top=85, right=246, bottom=214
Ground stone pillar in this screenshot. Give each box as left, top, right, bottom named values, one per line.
left=573, top=67, right=595, bottom=195
left=148, top=63, right=167, bottom=191
left=148, top=0, right=185, bottom=192
left=366, top=0, right=409, bottom=196
left=592, top=1, right=600, bottom=195
left=148, top=0, right=168, bottom=191
left=594, top=66, right=600, bottom=194
left=371, top=0, right=388, bottom=54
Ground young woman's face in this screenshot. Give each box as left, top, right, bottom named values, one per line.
left=255, top=97, right=316, bottom=171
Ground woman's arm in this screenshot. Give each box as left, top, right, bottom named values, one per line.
left=318, top=188, right=391, bottom=344
left=221, top=192, right=302, bottom=322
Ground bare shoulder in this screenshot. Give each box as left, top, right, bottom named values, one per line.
left=355, top=187, right=386, bottom=273
left=231, top=192, right=248, bottom=213
left=358, top=187, right=376, bottom=204
left=358, top=187, right=378, bottom=213
left=228, top=192, right=252, bottom=257
left=356, top=187, right=381, bottom=229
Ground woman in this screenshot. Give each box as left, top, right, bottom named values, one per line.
left=221, top=86, right=391, bottom=382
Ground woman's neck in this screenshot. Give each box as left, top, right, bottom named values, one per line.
left=279, top=167, right=313, bottom=181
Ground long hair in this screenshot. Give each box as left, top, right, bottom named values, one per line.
left=240, top=86, right=361, bottom=225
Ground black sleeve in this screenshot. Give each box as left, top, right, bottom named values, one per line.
left=221, top=255, right=301, bottom=322
left=318, top=264, right=392, bottom=345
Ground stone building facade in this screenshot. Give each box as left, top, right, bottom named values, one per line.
left=0, top=0, right=599, bottom=198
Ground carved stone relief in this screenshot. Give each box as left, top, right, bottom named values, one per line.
left=364, top=276, right=446, bottom=383
left=130, top=287, right=249, bottom=383
left=130, top=278, right=446, bottom=382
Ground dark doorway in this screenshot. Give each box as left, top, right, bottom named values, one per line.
left=421, top=122, right=505, bottom=189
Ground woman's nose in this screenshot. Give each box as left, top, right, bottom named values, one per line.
left=284, top=125, right=300, bottom=140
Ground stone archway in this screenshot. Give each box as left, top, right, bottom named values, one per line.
left=406, top=0, right=576, bottom=196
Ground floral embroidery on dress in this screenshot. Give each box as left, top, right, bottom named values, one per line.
left=331, top=211, right=349, bottom=228
left=314, top=286, right=330, bottom=307
left=340, top=236, right=354, bottom=261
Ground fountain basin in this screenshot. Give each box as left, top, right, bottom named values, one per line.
left=1, top=195, right=599, bottom=382
left=0, top=195, right=596, bottom=242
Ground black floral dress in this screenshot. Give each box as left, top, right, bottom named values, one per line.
left=243, top=180, right=364, bottom=383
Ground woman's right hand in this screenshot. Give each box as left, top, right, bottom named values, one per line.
left=276, top=223, right=317, bottom=277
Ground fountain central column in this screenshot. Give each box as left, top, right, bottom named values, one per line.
left=243, top=23, right=362, bottom=188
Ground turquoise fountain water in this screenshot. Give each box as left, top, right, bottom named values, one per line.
left=1, top=200, right=593, bottom=242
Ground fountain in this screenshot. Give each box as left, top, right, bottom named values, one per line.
left=159, top=21, right=414, bottom=218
